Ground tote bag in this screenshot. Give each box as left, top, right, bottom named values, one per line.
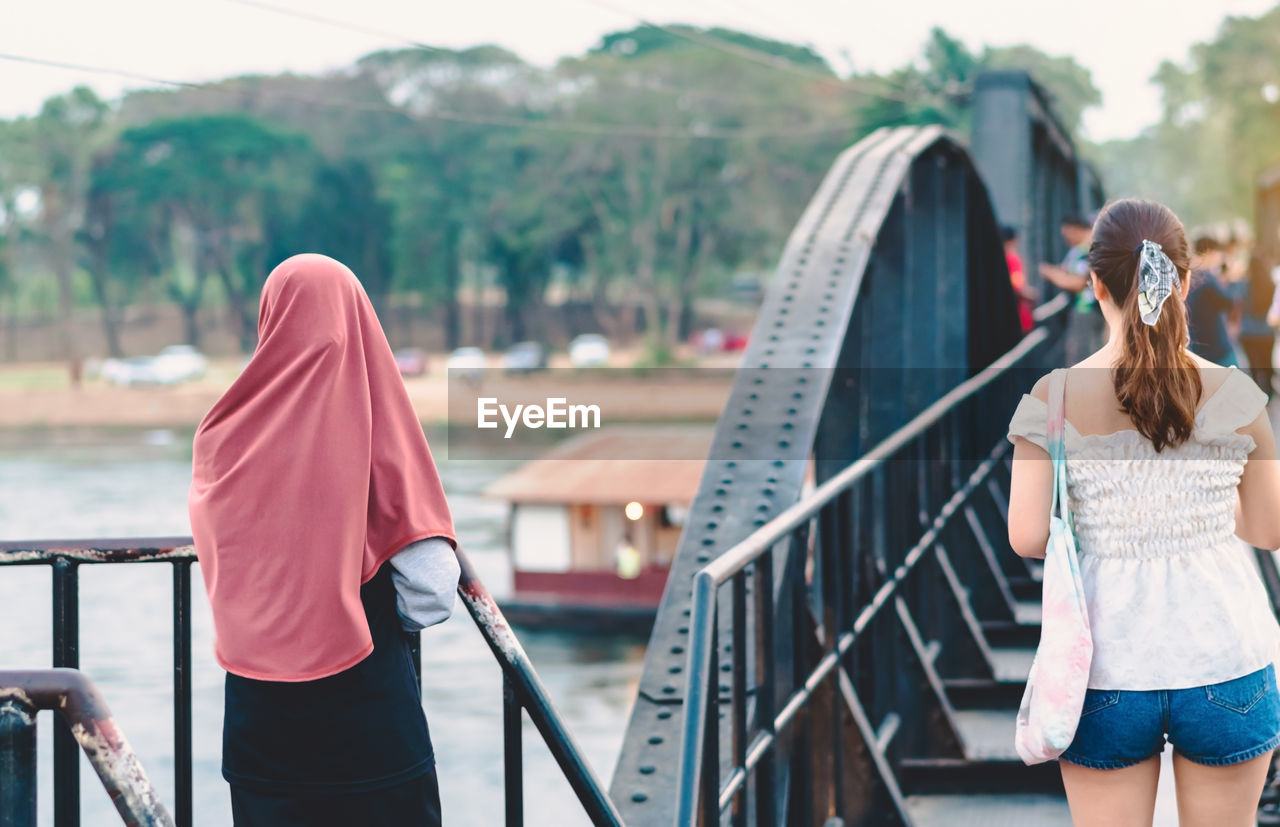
left=1014, top=369, right=1094, bottom=765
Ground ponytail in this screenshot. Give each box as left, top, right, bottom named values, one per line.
left=1112, top=264, right=1200, bottom=452
left=1090, top=200, right=1201, bottom=452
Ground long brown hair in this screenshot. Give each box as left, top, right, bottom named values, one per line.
left=1088, top=199, right=1200, bottom=452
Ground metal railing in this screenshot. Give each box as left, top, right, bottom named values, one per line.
left=0, top=539, right=195, bottom=827
left=674, top=304, right=1067, bottom=825
left=0, top=540, right=622, bottom=826
left=0, top=668, right=173, bottom=827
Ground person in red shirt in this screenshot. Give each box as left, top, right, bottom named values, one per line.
left=1003, top=225, right=1036, bottom=334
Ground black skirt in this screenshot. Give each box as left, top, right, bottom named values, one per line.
left=223, top=563, right=440, bottom=823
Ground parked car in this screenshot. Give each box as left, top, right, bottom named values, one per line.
left=693, top=328, right=725, bottom=354
left=569, top=334, right=611, bottom=368
left=445, top=346, right=487, bottom=384
left=102, top=345, right=208, bottom=387
left=502, top=341, right=548, bottom=374
left=394, top=348, right=427, bottom=377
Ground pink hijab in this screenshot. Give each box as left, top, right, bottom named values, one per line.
left=189, top=254, right=455, bottom=681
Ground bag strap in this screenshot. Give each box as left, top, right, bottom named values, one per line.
left=1046, top=369, right=1069, bottom=519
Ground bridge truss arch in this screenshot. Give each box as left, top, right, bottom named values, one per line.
left=612, top=121, right=1086, bottom=825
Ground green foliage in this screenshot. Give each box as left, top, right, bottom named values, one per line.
left=89, top=114, right=317, bottom=347
left=292, top=160, right=393, bottom=306
left=855, top=27, right=1100, bottom=136
left=0, top=25, right=1103, bottom=356
left=1093, top=6, right=1280, bottom=228
left=593, top=24, right=832, bottom=74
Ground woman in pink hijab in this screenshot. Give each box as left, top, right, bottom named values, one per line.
left=189, top=254, right=459, bottom=825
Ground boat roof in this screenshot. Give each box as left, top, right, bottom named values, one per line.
left=483, top=426, right=712, bottom=506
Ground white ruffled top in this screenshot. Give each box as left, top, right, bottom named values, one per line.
left=1007, top=367, right=1280, bottom=690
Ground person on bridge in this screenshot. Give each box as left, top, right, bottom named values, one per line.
left=1002, top=224, right=1036, bottom=335
left=1007, top=199, right=1280, bottom=826
left=1185, top=235, right=1244, bottom=367
left=1039, top=214, right=1101, bottom=363
left=189, top=254, right=460, bottom=826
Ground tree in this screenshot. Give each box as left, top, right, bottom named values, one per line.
left=1089, top=6, right=1280, bottom=228
left=289, top=159, right=394, bottom=315
left=594, top=24, right=834, bottom=74
left=29, top=87, right=110, bottom=361
left=558, top=29, right=849, bottom=346
left=92, top=115, right=313, bottom=349
left=0, top=118, right=33, bottom=359
left=358, top=45, right=545, bottom=349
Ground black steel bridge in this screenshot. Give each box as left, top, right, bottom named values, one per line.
left=4, top=71, right=1280, bottom=826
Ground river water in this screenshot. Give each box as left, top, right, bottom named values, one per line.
left=0, top=429, right=645, bottom=826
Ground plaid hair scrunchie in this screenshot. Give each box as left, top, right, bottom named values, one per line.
left=1135, top=239, right=1178, bottom=326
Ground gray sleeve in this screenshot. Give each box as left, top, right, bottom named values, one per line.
left=388, top=536, right=461, bottom=632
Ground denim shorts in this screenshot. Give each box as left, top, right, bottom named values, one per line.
left=1061, top=664, right=1280, bottom=769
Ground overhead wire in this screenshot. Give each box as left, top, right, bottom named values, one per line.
left=0, top=51, right=198, bottom=90
left=220, top=0, right=449, bottom=53
left=2, top=0, right=953, bottom=138
left=218, top=0, right=904, bottom=112
left=572, top=0, right=964, bottom=106
left=226, top=0, right=930, bottom=106
left=699, top=0, right=818, bottom=46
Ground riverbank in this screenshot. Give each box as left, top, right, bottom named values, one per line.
left=0, top=358, right=737, bottom=429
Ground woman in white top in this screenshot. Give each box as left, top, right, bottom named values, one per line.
left=1008, top=199, right=1280, bottom=826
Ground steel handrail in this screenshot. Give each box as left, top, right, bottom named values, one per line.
left=674, top=295, right=1069, bottom=824
left=0, top=668, right=174, bottom=827
left=704, top=300, right=1064, bottom=589
left=0, top=540, right=622, bottom=826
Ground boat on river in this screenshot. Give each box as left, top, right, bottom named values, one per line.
left=485, top=426, right=711, bottom=633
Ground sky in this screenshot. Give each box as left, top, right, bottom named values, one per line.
left=2, top=0, right=1277, bottom=142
